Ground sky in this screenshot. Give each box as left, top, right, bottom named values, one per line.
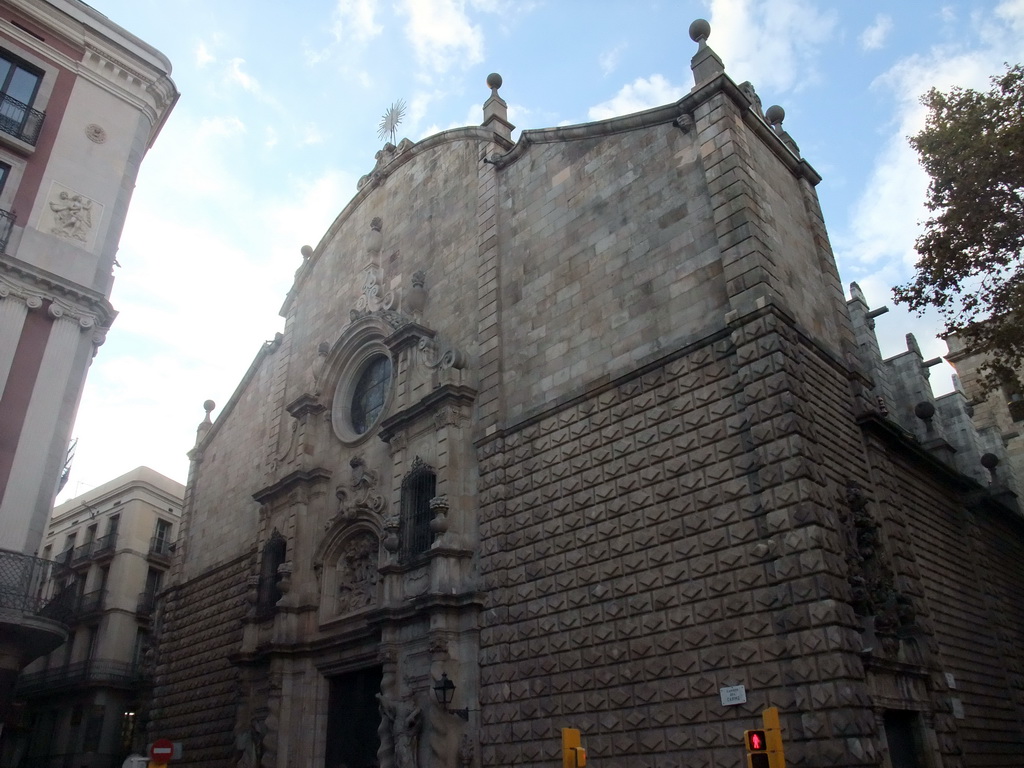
left=56, top=0, right=1024, bottom=501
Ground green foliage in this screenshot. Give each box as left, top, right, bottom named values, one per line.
left=894, top=64, right=1024, bottom=392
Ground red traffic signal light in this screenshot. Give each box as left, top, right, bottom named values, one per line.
left=744, top=729, right=769, bottom=768
left=745, top=729, right=767, bottom=751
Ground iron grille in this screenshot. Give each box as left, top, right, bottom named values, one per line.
left=0, top=549, right=71, bottom=618
left=0, top=208, right=13, bottom=253
left=136, top=589, right=157, bottom=617
left=0, top=92, right=44, bottom=145
left=92, top=532, right=116, bottom=557
left=149, top=535, right=172, bottom=558
left=15, top=659, right=143, bottom=695
left=401, top=466, right=436, bottom=561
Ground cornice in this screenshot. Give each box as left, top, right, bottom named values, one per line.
left=252, top=467, right=333, bottom=506
left=0, top=258, right=115, bottom=329
left=378, top=383, right=478, bottom=443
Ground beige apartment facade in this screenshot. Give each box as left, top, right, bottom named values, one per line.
left=0, top=0, right=177, bottom=734
left=4, top=467, right=184, bottom=768
left=150, top=21, right=1024, bottom=768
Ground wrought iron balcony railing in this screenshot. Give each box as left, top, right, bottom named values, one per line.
left=0, top=208, right=13, bottom=253
left=136, top=589, right=158, bottom=617
left=15, top=659, right=144, bottom=696
left=92, top=532, right=116, bottom=558
left=70, top=540, right=94, bottom=564
left=0, top=92, right=44, bottom=145
left=0, top=549, right=76, bottom=628
left=75, top=588, right=104, bottom=617
left=149, top=536, right=172, bottom=558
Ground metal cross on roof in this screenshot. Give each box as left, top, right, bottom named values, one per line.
left=377, top=99, right=406, bottom=144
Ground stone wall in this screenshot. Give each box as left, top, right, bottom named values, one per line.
left=477, top=307, right=886, bottom=767
left=150, top=553, right=250, bottom=765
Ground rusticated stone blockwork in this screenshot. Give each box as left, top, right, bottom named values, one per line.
left=477, top=312, right=881, bottom=768
left=151, top=555, right=250, bottom=766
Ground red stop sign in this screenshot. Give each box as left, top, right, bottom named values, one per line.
left=150, top=739, right=174, bottom=762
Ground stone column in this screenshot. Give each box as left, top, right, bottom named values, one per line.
left=0, top=309, right=87, bottom=552
left=0, top=289, right=30, bottom=387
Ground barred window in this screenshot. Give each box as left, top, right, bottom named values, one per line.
left=400, top=461, right=436, bottom=561
left=256, top=530, right=286, bottom=620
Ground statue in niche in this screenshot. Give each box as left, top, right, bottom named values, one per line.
left=49, top=191, right=93, bottom=241
left=334, top=456, right=386, bottom=522
left=336, top=532, right=378, bottom=614
left=310, top=341, right=330, bottom=395
left=233, top=717, right=265, bottom=768
left=378, top=693, right=422, bottom=768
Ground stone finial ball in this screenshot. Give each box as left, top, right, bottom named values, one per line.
left=914, top=401, right=935, bottom=421
left=980, top=452, right=999, bottom=469
left=688, top=19, right=711, bottom=42
left=300, top=244, right=313, bottom=258
left=765, top=105, right=785, bottom=125
left=486, top=72, right=503, bottom=90
left=203, top=399, right=216, bottom=413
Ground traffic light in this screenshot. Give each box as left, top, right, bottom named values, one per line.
left=744, top=729, right=769, bottom=768
left=561, top=727, right=587, bottom=768
left=762, top=706, right=786, bottom=768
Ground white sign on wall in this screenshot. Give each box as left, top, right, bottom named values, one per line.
left=720, top=685, right=747, bottom=706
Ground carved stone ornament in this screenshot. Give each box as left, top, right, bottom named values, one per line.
left=356, top=138, right=415, bottom=190
left=333, top=456, right=387, bottom=525
left=417, top=336, right=467, bottom=371
left=49, top=190, right=94, bottom=242
left=433, top=405, right=465, bottom=430
left=335, top=532, right=379, bottom=615
left=842, top=480, right=917, bottom=657
left=85, top=123, right=107, bottom=143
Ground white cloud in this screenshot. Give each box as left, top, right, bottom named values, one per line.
left=600, top=43, right=626, bottom=77
left=707, top=0, right=838, bottom=93
left=195, top=41, right=215, bottom=68
left=226, top=58, right=261, bottom=95
left=302, top=124, right=325, bottom=146
left=331, top=0, right=383, bottom=43
left=587, top=75, right=682, bottom=121
left=860, top=14, right=893, bottom=51
left=198, top=115, right=246, bottom=138
left=400, top=0, right=484, bottom=74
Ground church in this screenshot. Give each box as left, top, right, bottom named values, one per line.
left=149, top=20, right=1024, bottom=768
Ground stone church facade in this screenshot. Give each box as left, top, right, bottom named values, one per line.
left=149, top=21, right=1024, bottom=768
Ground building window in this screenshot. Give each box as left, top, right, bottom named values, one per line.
left=256, top=530, right=287, bottom=621
left=152, top=518, right=173, bottom=556
left=400, top=459, right=436, bottom=561
left=351, top=355, right=391, bottom=434
left=331, top=342, right=394, bottom=443
left=0, top=50, right=43, bottom=144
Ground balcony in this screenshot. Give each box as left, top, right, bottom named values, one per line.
left=15, top=659, right=144, bottom=696
left=91, top=532, right=116, bottom=561
left=147, top=536, right=173, bottom=566
left=70, top=540, right=94, bottom=567
left=136, top=589, right=157, bottom=619
left=0, top=92, right=44, bottom=146
left=0, top=550, right=71, bottom=665
left=74, top=589, right=104, bottom=621
left=0, top=208, right=13, bottom=253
